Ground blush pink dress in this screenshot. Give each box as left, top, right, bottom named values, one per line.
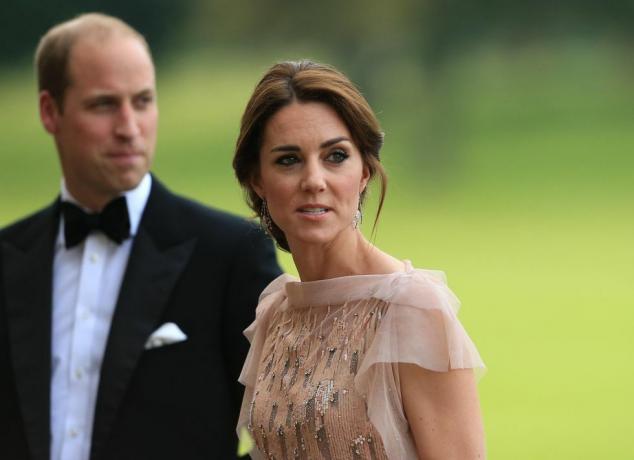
left=238, top=261, right=484, bottom=459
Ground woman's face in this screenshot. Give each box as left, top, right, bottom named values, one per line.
left=253, top=101, right=370, bottom=250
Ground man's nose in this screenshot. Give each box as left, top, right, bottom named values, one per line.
left=114, top=102, right=140, bottom=138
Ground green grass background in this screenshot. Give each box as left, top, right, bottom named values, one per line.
left=1, top=43, right=632, bottom=458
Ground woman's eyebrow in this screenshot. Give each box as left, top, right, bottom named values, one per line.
left=320, top=136, right=350, bottom=148
left=270, top=136, right=350, bottom=153
left=270, top=144, right=300, bottom=153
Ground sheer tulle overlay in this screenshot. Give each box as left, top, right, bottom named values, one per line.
left=238, top=261, right=485, bottom=459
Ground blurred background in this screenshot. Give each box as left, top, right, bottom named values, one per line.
left=1, top=1, right=632, bottom=458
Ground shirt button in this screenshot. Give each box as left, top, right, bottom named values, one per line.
left=69, top=428, right=79, bottom=438
left=75, top=368, right=83, bottom=380
left=89, top=253, right=99, bottom=263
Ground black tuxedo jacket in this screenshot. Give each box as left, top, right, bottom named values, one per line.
left=0, top=178, right=281, bottom=460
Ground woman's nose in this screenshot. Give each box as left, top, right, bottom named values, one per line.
left=300, top=160, right=326, bottom=193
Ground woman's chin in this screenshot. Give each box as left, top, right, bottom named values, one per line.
left=287, top=228, right=355, bottom=251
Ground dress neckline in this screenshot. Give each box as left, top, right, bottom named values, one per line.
left=284, top=260, right=414, bottom=308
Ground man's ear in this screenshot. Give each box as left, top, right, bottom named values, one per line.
left=39, top=91, right=61, bottom=135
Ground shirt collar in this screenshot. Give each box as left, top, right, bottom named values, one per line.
left=57, top=173, right=152, bottom=248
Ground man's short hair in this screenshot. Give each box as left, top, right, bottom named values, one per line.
left=35, top=13, right=151, bottom=110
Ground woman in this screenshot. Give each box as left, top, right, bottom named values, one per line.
left=233, top=60, right=485, bottom=459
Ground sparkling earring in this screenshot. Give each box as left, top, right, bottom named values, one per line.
left=352, top=194, right=364, bottom=230
left=260, top=200, right=274, bottom=235
left=352, top=206, right=362, bottom=229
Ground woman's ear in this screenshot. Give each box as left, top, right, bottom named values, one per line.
left=359, top=163, right=371, bottom=194
left=250, top=174, right=264, bottom=200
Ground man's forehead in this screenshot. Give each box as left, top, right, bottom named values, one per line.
left=66, top=34, right=155, bottom=91
left=71, top=29, right=147, bottom=53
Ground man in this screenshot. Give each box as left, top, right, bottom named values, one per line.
left=0, top=13, right=281, bottom=460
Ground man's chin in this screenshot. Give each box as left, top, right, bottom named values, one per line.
left=112, top=171, right=148, bottom=192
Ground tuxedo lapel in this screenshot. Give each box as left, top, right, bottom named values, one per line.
left=2, top=205, right=58, bottom=460
left=90, top=182, right=196, bottom=460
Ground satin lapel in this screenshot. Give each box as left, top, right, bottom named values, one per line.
left=2, top=212, right=57, bottom=460
left=90, top=224, right=196, bottom=460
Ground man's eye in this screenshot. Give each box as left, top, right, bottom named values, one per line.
left=275, top=154, right=300, bottom=166
left=90, top=100, right=115, bottom=110
left=135, top=95, right=154, bottom=109
left=327, top=149, right=349, bottom=163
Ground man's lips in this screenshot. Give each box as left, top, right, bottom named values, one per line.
left=106, top=150, right=143, bottom=167
left=108, top=150, right=142, bottom=157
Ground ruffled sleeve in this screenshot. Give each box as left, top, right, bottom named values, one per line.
left=236, top=274, right=293, bottom=458
left=355, top=268, right=485, bottom=459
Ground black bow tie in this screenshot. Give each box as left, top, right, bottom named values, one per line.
left=61, top=196, right=131, bottom=249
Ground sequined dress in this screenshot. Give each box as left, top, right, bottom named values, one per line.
left=238, top=261, right=485, bottom=459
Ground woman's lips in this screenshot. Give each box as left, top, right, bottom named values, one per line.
left=297, top=205, right=330, bottom=219
left=299, top=207, right=328, bottom=215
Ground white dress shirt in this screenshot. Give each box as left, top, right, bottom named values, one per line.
left=50, top=174, right=151, bottom=460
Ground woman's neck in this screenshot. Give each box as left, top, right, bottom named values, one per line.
left=289, top=230, right=404, bottom=282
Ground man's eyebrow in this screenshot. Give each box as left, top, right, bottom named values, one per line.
left=83, top=93, right=118, bottom=105
left=134, top=88, right=155, bottom=97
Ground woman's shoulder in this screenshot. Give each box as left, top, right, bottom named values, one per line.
left=254, top=272, right=296, bottom=316
left=243, top=273, right=295, bottom=342
left=259, top=272, right=295, bottom=298
left=374, top=261, right=461, bottom=315
left=356, top=261, right=485, bottom=390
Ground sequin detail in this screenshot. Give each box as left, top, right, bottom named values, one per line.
left=285, top=403, right=294, bottom=427
left=325, top=347, right=337, bottom=368
left=278, top=426, right=289, bottom=460
left=248, top=299, right=390, bottom=459
left=350, top=350, right=359, bottom=375
left=316, top=425, right=332, bottom=460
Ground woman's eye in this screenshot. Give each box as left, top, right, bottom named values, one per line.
left=327, top=149, right=349, bottom=164
left=275, top=154, right=300, bottom=166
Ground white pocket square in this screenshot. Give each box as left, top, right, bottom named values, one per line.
left=144, top=322, right=187, bottom=350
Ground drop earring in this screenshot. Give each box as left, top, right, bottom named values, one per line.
left=260, top=200, right=274, bottom=235
left=352, top=201, right=362, bottom=229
